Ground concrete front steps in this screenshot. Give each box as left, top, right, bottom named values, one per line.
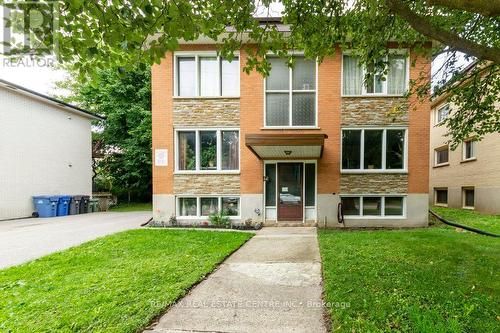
left=264, top=220, right=318, bottom=227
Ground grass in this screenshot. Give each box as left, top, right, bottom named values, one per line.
left=431, top=206, right=500, bottom=234
left=319, top=228, right=499, bottom=332
left=108, top=202, right=152, bottom=212
left=0, top=229, right=252, bottom=332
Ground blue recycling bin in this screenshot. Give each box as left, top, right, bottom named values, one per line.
left=56, top=195, right=72, bottom=216
left=32, top=196, right=58, bottom=218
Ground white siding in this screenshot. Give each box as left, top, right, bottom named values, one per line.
left=0, top=88, right=92, bottom=220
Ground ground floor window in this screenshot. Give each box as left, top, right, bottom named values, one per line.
left=177, top=196, right=240, bottom=217
left=340, top=195, right=405, bottom=217
left=434, top=188, right=448, bottom=205
left=462, top=187, right=474, bottom=209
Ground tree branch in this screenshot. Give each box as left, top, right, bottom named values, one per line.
left=427, top=0, right=500, bottom=17
left=385, top=0, right=500, bottom=63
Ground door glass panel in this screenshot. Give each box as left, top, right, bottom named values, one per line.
left=278, top=164, right=302, bottom=206
left=304, top=164, right=315, bottom=206
left=265, top=164, right=276, bottom=206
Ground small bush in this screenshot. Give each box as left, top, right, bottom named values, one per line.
left=209, top=211, right=230, bottom=228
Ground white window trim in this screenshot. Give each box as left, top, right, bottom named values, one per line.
left=461, top=187, right=475, bottom=209
left=263, top=55, right=319, bottom=128
left=340, top=127, right=408, bottom=173
left=174, top=127, right=240, bottom=174
left=340, top=194, right=407, bottom=219
left=173, top=51, right=240, bottom=98
left=434, top=145, right=450, bottom=167
left=341, top=49, right=410, bottom=97
left=434, top=188, right=448, bottom=207
left=462, top=140, right=477, bottom=162
left=176, top=195, right=241, bottom=219
left=435, top=103, right=450, bottom=125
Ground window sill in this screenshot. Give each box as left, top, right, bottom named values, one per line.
left=460, top=158, right=477, bottom=164
left=174, top=171, right=240, bottom=175
left=433, top=163, right=449, bottom=168
left=260, top=126, right=321, bottom=130
left=434, top=203, right=448, bottom=207
left=341, top=94, right=406, bottom=98
left=340, top=170, right=408, bottom=174
left=344, top=216, right=406, bottom=220
left=173, top=96, right=240, bottom=100
left=462, top=206, right=475, bottom=210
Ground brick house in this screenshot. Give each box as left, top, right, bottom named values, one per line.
left=430, top=96, right=500, bottom=214
left=152, top=28, right=431, bottom=228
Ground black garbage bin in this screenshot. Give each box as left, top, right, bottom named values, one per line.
left=69, top=195, right=82, bottom=215
left=79, top=195, right=90, bottom=214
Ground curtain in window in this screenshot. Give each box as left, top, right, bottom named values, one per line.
left=343, top=55, right=362, bottom=95
left=177, top=57, right=196, bottom=96
left=387, top=55, right=407, bottom=95
left=222, top=131, right=239, bottom=170
left=222, top=57, right=240, bottom=96
left=200, top=57, right=219, bottom=96
left=178, top=132, right=196, bottom=170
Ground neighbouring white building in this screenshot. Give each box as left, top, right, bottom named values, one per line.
left=0, top=79, right=103, bottom=220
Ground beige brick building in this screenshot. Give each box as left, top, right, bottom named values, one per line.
left=152, top=28, right=431, bottom=228
left=429, top=97, right=500, bottom=214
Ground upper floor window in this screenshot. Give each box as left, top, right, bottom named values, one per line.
left=176, top=129, right=239, bottom=172
left=175, top=53, right=240, bottom=97
left=436, top=104, right=450, bottom=124
left=342, top=52, right=408, bottom=96
left=434, top=145, right=449, bottom=166
left=463, top=140, right=476, bottom=161
left=342, top=128, right=407, bottom=172
left=265, top=56, right=317, bottom=127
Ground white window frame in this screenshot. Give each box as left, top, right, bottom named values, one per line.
left=341, top=50, right=410, bottom=97
left=434, top=145, right=449, bottom=167
left=175, top=128, right=240, bottom=174
left=462, top=140, right=476, bottom=161
left=264, top=54, right=319, bottom=129
left=173, top=51, right=240, bottom=98
left=340, top=195, right=407, bottom=219
left=436, top=103, right=450, bottom=125
left=176, top=195, right=241, bottom=219
left=434, top=188, right=448, bottom=207
left=340, top=127, right=408, bottom=173
left=462, top=187, right=475, bottom=209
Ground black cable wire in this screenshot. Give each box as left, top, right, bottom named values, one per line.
left=429, top=210, right=499, bottom=238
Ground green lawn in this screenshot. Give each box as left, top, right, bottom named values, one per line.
left=0, top=229, right=252, bottom=332
left=431, top=206, right=500, bottom=234
left=319, top=228, right=499, bottom=332
left=108, top=202, right=152, bottom=212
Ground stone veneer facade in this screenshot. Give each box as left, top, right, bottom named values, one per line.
left=173, top=98, right=240, bottom=127
left=340, top=174, right=408, bottom=194
left=173, top=174, right=240, bottom=195
left=341, top=97, right=409, bottom=126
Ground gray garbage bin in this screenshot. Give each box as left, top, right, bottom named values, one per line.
left=79, top=195, right=90, bottom=214
left=69, top=195, right=82, bottom=215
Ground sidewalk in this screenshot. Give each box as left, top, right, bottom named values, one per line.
left=146, top=227, right=327, bottom=333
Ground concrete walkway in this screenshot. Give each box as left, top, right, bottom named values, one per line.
left=147, top=227, right=327, bottom=333
left=0, top=211, right=151, bottom=269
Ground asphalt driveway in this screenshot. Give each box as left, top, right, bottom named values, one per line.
left=0, top=211, right=151, bottom=269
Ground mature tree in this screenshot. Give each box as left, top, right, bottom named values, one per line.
left=59, top=67, right=152, bottom=202
left=2, top=0, right=499, bottom=145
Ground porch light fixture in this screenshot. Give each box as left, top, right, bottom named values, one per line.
left=284, top=150, right=292, bottom=155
